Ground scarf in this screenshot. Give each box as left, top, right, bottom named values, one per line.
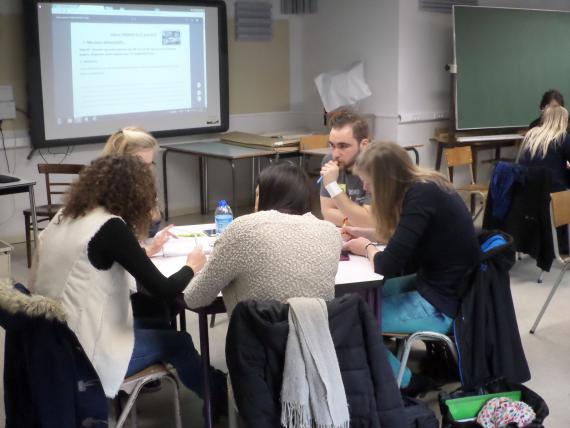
left=280, top=297, right=349, bottom=428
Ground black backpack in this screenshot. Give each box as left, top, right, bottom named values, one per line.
left=402, top=396, right=439, bottom=428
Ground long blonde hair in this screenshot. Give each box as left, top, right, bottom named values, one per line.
left=521, top=106, right=568, bottom=159
left=354, top=142, right=453, bottom=240
left=102, top=126, right=158, bottom=157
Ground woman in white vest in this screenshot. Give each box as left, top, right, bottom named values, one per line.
left=30, top=156, right=227, bottom=404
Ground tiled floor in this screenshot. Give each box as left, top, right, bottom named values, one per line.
left=2, top=210, right=570, bottom=427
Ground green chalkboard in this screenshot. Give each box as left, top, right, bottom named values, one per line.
left=454, top=6, right=570, bottom=130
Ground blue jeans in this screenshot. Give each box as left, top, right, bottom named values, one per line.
left=126, top=328, right=226, bottom=398
left=381, top=274, right=453, bottom=388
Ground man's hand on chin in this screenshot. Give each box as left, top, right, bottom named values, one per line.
left=320, top=160, right=340, bottom=186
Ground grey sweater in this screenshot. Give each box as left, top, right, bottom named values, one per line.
left=183, top=210, right=342, bottom=315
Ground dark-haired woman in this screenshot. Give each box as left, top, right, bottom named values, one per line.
left=529, top=89, right=565, bottom=129
left=30, top=156, right=226, bottom=402
left=184, top=162, right=342, bottom=315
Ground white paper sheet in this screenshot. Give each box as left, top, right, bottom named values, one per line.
left=314, top=61, right=372, bottom=112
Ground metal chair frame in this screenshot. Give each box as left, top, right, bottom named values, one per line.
left=394, top=331, right=459, bottom=388
left=530, top=190, right=570, bottom=334
left=115, top=363, right=182, bottom=428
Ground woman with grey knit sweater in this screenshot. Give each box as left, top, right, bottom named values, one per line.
left=183, top=162, right=343, bottom=315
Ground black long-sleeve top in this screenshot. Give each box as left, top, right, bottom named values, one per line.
left=87, top=218, right=194, bottom=299
left=518, top=133, right=570, bottom=192
left=373, top=182, right=479, bottom=317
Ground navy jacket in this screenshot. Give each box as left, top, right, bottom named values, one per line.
left=226, top=294, right=406, bottom=428
left=0, top=284, right=107, bottom=428
left=484, top=166, right=554, bottom=271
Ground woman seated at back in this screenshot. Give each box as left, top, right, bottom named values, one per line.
left=30, top=156, right=226, bottom=404
left=183, top=162, right=342, bottom=315
left=342, top=142, right=479, bottom=391
left=528, top=89, right=565, bottom=129
left=518, top=105, right=570, bottom=192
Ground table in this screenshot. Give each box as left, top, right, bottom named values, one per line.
left=431, top=134, right=522, bottom=181
left=161, top=142, right=278, bottom=220
left=0, top=178, right=39, bottom=247
left=152, top=223, right=383, bottom=428
left=300, top=144, right=424, bottom=167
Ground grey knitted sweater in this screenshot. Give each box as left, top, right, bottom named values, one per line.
left=183, top=210, right=342, bottom=315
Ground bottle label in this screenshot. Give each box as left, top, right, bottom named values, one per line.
left=215, top=214, right=233, bottom=234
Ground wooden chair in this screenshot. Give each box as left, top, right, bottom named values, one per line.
left=444, top=146, right=487, bottom=221
left=530, top=190, right=570, bottom=334
left=23, top=163, right=84, bottom=267
left=299, top=134, right=329, bottom=176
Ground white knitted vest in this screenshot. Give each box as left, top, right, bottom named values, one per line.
left=31, top=207, right=135, bottom=398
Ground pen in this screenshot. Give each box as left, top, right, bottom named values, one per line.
left=317, top=176, right=323, bottom=184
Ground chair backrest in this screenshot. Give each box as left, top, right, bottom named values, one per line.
left=550, top=190, right=570, bottom=228
left=445, top=146, right=475, bottom=184
left=550, top=190, right=570, bottom=261
left=37, top=164, right=84, bottom=206
left=299, top=134, right=329, bottom=151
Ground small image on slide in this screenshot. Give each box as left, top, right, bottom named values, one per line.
left=162, top=30, right=181, bottom=45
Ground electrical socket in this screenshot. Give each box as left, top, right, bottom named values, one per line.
left=0, top=85, right=13, bottom=102
left=0, top=101, right=16, bottom=120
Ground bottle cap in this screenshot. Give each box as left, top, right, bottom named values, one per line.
left=218, top=200, right=228, bottom=207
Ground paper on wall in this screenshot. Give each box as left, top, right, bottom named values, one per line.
left=314, top=61, right=372, bottom=112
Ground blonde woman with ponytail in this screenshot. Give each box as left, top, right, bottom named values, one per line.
left=519, top=105, right=570, bottom=192
left=342, top=142, right=479, bottom=392
left=102, top=127, right=174, bottom=257
left=102, top=126, right=158, bottom=163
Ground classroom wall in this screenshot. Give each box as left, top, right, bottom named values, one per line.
left=0, top=0, right=305, bottom=243
left=293, top=0, right=400, bottom=140
left=292, top=0, right=570, bottom=184
left=396, top=0, right=570, bottom=179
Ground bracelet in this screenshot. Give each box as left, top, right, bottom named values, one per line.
left=325, top=181, right=343, bottom=198
left=364, top=242, right=376, bottom=254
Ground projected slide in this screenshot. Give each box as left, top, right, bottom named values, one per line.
left=71, top=23, right=192, bottom=117
left=32, top=1, right=226, bottom=144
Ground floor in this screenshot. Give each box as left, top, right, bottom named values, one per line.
left=2, top=209, right=570, bottom=427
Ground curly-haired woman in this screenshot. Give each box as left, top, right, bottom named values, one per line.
left=29, top=156, right=227, bottom=403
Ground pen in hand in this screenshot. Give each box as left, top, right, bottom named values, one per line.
left=317, top=175, right=323, bottom=184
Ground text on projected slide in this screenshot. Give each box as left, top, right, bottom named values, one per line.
left=71, top=22, right=192, bottom=118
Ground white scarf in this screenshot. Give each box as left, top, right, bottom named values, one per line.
left=280, top=297, right=350, bottom=428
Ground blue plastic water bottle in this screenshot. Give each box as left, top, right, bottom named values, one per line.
left=215, top=200, right=233, bottom=235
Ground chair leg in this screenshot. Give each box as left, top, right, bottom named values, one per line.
left=116, top=382, right=147, bottom=428
left=228, top=377, right=239, bottom=428
left=530, top=264, right=569, bottom=334
left=24, top=213, right=32, bottom=268
left=396, top=331, right=458, bottom=388
left=162, top=375, right=183, bottom=428
left=537, top=270, right=545, bottom=284
left=210, top=314, right=216, bottom=328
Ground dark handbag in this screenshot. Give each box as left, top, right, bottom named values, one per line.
left=439, top=378, right=549, bottom=428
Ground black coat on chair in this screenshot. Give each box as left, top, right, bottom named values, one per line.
left=226, top=294, right=406, bottom=428
left=454, top=232, right=531, bottom=389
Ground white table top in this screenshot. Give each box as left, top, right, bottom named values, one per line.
left=151, top=223, right=383, bottom=287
